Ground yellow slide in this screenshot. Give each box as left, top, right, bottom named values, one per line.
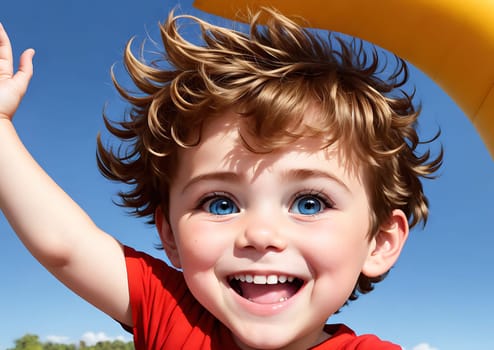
left=194, top=0, right=494, bottom=158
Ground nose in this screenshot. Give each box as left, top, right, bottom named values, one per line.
left=235, top=213, right=288, bottom=253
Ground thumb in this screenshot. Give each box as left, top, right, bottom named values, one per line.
left=13, top=48, right=35, bottom=94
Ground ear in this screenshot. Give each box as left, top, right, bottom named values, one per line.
left=362, top=209, right=409, bottom=277
left=155, top=207, right=182, bottom=269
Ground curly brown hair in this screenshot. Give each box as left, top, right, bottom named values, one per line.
left=97, top=8, right=442, bottom=302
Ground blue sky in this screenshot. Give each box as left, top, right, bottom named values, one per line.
left=1, top=1, right=492, bottom=350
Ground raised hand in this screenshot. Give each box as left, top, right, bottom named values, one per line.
left=0, top=21, right=131, bottom=329
left=0, top=23, right=34, bottom=121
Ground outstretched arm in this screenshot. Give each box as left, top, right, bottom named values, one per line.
left=0, top=23, right=132, bottom=326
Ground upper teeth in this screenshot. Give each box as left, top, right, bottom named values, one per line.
left=232, top=274, right=295, bottom=284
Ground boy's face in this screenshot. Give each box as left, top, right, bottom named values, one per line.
left=157, top=110, right=405, bottom=350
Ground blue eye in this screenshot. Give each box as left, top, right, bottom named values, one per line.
left=206, top=196, right=239, bottom=215
left=290, top=195, right=327, bottom=215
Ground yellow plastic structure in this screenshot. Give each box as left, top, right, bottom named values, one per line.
left=194, top=0, right=494, bottom=158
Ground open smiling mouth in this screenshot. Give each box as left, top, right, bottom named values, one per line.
left=228, top=274, right=305, bottom=304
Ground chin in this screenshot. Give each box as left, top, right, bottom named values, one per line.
left=233, top=335, right=292, bottom=350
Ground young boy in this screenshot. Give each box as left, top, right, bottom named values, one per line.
left=0, top=8, right=442, bottom=350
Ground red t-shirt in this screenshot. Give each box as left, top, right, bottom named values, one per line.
left=122, top=246, right=401, bottom=349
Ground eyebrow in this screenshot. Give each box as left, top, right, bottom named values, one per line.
left=181, top=169, right=350, bottom=194
left=181, top=172, right=243, bottom=194
left=281, top=168, right=351, bottom=193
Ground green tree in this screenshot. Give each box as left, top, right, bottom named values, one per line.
left=43, top=342, right=76, bottom=350
left=9, top=335, right=134, bottom=350
left=87, top=340, right=133, bottom=350
left=7, top=334, right=43, bottom=350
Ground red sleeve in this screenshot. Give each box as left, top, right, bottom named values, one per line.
left=123, top=246, right=191, bottom=348
left=316, top=324, right=402, bottom=349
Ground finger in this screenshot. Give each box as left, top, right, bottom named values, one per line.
left=14, top=48, right=35, bottom=86
left=0, top=23, right=14, bottom=78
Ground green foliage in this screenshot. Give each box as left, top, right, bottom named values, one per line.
left=43, top=343, right=76, bottom=350
left=84, top=340, right=133, bottom=350
left=8, top=335, right=134, bottom=350
left=8, top=334, right=43, bottom=350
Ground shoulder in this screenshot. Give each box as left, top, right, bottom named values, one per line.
left=123, top=245, right=187, bottom=299
left=317, top=324, right=402, bottom=350
left=124, top=246, right=179, bottom=277
left=124, top=245, right=167, bottom=266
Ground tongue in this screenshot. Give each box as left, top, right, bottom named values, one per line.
left=240, top=282, right=299, bottom=304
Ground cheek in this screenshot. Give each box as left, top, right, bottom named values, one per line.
left=303, top=231, right=370, bottom=307
left=300, top=219, right=371, bottom=278
left=173, top=219, right=234, bottom=314
left=174, top=218, right=232, bottom=273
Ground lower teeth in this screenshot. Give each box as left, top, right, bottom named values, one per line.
left=247, top=297, right=289, bottom=303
